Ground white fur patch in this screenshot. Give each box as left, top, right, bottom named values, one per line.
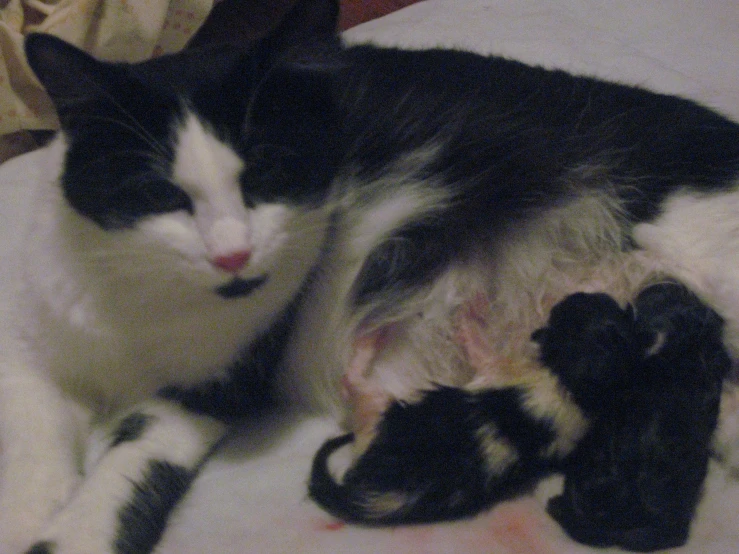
left=633, top=186, right=739, bottom=356
left=519, top=372, right=589, bottom=459
left=171, top=113, right=252, bottom=264
left=476, top=422, right=521, bottom=476
left=281, top=145, right=455, bottom=415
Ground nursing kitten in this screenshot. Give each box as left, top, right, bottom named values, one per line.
left=0, top=1, right=340, bottom=552
left=546, top=284, right=729, bottom=551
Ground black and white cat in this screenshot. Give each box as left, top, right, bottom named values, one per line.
left=4, top=0, right=739, bottom=552
left=0, top=1, right=341, bottom=552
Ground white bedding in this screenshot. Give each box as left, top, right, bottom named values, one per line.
left=2, top=1, right=738, bottom=552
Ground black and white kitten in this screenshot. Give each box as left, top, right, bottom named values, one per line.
left=0, top=1, right=341, bottom=551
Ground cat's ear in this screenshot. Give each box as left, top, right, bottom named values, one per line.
left=25, top=33, right=117, bottom=126
left=263, top=0, right=340, bottom=55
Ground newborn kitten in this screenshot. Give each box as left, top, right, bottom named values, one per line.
left=547, top=284, right=729, bottom=552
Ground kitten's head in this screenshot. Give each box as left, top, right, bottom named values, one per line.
left=24, top=6, right=342, bottom=298
left=533, top=292, right=636, bottom=413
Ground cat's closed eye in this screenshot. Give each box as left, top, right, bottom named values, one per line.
left=109, top=177, right=194, bottom=220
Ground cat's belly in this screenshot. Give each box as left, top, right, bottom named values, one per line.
left=284, top=179, right=739, bottom=436
left=281, top=190, right=669, bottom=418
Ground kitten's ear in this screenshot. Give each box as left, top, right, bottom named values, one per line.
left=25, top=33, right=116, bottom=126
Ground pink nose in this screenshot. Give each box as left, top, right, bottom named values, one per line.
left=212, top=251, right=251, bottom=273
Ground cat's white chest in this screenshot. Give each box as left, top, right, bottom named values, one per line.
left=22, top=255, right=263, bottom=408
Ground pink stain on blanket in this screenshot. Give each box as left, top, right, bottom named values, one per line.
left=381, top=498, right=568, bottom=554
left=485, top=499, right=561, bottom=554
left=310, top=515, right=347, bottom=532
left=305, top=495, right=577, bottom=554
left=321, top=520, right=346, bottom=532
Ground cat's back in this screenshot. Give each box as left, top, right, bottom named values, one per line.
left=321, top=43, right=739, bottom=240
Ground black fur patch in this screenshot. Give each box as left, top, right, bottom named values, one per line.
left=111, top=413, right=154, bottom=448
left=335, top=44, right=739, bottom=319
left=158, top=300, right=298, bottom=421
left=215, top=276, right=268, bottom=299
left=115, top=460, right=194, bottom=554
left=25, top=542, right=56, bottom=554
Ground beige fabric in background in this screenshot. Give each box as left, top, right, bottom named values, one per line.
left=0, top=0, right=215, bottom=160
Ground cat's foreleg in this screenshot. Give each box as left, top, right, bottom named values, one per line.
left=0, top=365, right=90, bottom=554
left=25, top=398, right=227, bottom=554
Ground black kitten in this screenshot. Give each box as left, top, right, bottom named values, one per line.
left=545, top=283, right=730, bottom=552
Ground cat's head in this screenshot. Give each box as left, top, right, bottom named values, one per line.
left=24, top=1, right=342, bottom=298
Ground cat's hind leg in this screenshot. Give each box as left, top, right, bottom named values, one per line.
left=25, top=398, right=227, bottom=554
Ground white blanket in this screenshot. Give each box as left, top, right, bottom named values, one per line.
left=2, top=2, right=738, bottom=552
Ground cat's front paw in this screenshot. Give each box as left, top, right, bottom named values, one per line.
left=23, top=511, right=124, bottom=554
left=0, top=470, right=79, bottom=554
left=22, top=536, right=107, bottom=554
left=24, top=542, right=56, bottom=554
